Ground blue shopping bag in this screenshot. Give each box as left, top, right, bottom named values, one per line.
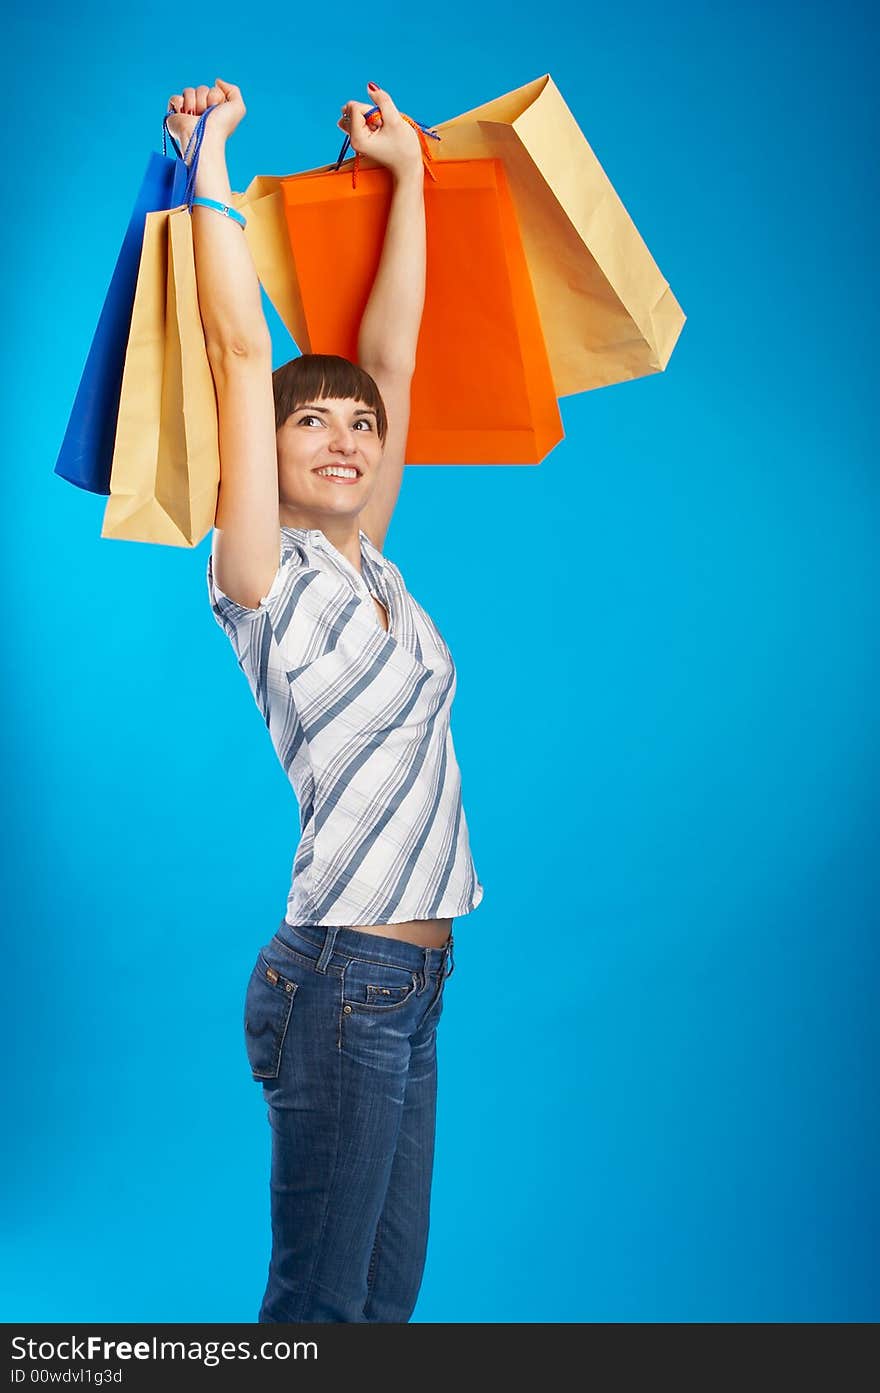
left=54, top=120, right=192, bottom=494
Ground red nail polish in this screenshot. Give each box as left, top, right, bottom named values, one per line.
left=367, top=81, right=378, bottom=90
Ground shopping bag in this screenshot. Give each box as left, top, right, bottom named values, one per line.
left=101, top=108, right=226, bottom=546
left=239, top=74, right=685, bottom=401
left=157, top=207, right=223, bottom=543
left=231, top=174, right=307, bottom=349
left=279, top=156, right=563, bottom=465
left=100, top=202, right=220, bottom=546
left=54, top=152, right=189, bottom=493
left=431, top=74, right=686, bottom=393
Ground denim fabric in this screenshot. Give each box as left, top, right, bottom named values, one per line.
left=243, top=917, right=455, bottom=1323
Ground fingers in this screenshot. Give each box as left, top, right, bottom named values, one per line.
left=347, top=83, right=397, bottom=137
left=169, top=80, right=238, bottom=124
left=337, top=93, right=394, bottom=139
left=177, top=83, right=223, bottom=115
left=339, top=100, right=371, bottom=131
left=338, top=102, right=367, bottom=140
left=366, top=82, right=398, bottom=116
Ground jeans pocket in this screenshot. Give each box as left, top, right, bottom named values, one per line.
left=342, top=958, right=419, bottom=1013
left=244, top=951, right=298, bottom=1080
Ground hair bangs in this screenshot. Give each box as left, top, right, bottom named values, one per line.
left=272, top=353, right=388, bottom=444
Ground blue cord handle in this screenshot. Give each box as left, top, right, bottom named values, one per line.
left=162, top=102, right=219, bottom=209
left=333, top=103, right=441, bottom=172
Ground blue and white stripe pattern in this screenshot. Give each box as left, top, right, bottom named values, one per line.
left=207, top=525, right=484, bottom=928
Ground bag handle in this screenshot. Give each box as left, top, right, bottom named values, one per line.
left=333, top=105, right=441, bottom=189
left=161, top=102, right=220, bottom=209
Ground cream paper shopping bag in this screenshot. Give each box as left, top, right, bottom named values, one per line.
left=230, top=174, right=309, bottom=351
left=236, top=75, right=686, bottom=394
left=101, top=205, right=220, bottom=546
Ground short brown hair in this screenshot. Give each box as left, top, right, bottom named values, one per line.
left=272, top=353, right=388, bottom=445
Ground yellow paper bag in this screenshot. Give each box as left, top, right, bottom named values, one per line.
left=230, top=175, right=310, bottom=350
left=434, top=75, right=685, bottom=392
left=101, top=205, right=220, bottom=546
left=238, top=75, right=685, bottom=394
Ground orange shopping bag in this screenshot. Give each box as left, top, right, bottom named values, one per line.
left=279, top=157, right=564, bottom=466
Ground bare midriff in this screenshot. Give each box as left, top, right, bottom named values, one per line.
left=347, top=917, right=453, bottom=948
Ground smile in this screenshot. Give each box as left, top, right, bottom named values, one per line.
left=314, top=465, right=362, bottom=483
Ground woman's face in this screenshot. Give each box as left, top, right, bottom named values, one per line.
left=276, top=396, right=384, bottom=525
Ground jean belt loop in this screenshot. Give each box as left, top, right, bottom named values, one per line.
left=315, top=925, right=341, bottom=974
left=445, top=933, right=455, bottom=979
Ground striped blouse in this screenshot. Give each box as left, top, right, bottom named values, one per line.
left=206, top=525, right=484, bottom=928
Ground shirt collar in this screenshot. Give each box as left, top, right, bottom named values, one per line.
left=281, top=525, right=386, bottom=574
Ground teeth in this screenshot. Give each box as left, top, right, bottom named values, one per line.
left=317, top=466, right=358, bottom=479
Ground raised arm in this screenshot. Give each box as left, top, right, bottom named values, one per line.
left=168, top=79, right=279, bottom=609
left=344, top=86, right=427, bottom=552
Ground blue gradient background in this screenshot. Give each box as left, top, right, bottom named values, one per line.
left=3, top=0, right=877, bottom=1324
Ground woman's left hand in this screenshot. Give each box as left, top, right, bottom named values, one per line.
left=338, top=83, right=424, bottom=178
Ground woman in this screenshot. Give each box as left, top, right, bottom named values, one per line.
left=166, top=78, right=484, bottom=1323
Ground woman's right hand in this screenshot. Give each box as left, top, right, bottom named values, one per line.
left=166, top=77, right=246, bottom=152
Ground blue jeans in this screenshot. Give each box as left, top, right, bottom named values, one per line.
left=243, top=917, right=456, bottom=1323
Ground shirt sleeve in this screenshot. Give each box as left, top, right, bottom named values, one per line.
left=206, top=544, right=301, bottom=632
left=206, top=546, right=302, bottom=729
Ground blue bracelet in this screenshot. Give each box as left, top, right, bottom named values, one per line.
left=189, top=195, right=247, bottom=228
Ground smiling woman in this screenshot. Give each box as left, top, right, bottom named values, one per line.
left=271, top=372, right=386, bottom=544
left=178, top=75, right=484, bottom=1325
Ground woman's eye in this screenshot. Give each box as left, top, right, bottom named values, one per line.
left=295, top=415, right=370, bottom=426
